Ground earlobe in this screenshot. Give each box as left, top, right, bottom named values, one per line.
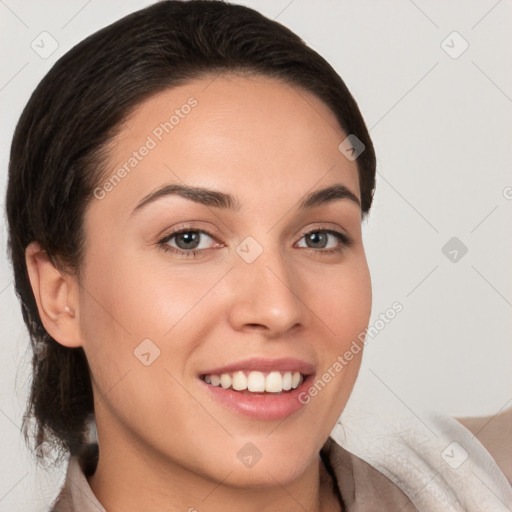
left=25, top=241, right=82, bottom=348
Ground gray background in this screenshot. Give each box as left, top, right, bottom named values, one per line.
left=1, top=1, right=511, bottom=509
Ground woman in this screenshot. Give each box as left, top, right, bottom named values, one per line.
left=5, top=1, right=511, bottom=510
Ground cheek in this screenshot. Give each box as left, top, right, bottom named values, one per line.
left=329, top=256, right=372, bottom=380
left=298, top=252, right=371, bottom=419
left=77, top=247, right=229, bottom=384
left=305, top=251, right=372, bottom=347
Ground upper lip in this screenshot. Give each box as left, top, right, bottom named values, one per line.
left=200, top=357, right=316, bottom=376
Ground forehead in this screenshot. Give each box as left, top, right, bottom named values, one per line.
left=94, top=73, right=360, bottom=218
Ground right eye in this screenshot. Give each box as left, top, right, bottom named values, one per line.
left=157, top=228, right=221, bottom=258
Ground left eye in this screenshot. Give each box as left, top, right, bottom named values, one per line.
left=296, top=230, right=348, bottom=250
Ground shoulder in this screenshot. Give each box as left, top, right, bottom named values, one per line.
left=48, top=489, right=72, bottom=512
left=456, top=408, right=512, bottom=484
left=48, top=444, right=101, bottom=512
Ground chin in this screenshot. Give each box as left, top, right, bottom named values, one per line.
left=197, top=435, right=318, bottom=488
left=219, top=456, right=315, bottom=489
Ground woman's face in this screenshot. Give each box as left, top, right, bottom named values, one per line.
left=78, top=73, right=372, bottom=486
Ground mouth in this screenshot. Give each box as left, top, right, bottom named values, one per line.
left=198, top=357, right=315, bottom=420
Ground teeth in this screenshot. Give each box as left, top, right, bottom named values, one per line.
left=247, top=371, right=265, bottom=392
left=282, top=371, right=292, bottom=391
left=203, top=370, right=304, bottom=393
left=220, top=373, right=232, bottom=389
left=232, top=371, right=248, bottom=391
left=265, top=371, right=282, bottom=392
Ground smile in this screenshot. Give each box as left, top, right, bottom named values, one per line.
left=199, top=357, right=315, bottom=420
left=202, top=370, right=304, bottom=394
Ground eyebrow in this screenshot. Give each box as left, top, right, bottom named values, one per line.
left=130, top=182, right=360, bottom=216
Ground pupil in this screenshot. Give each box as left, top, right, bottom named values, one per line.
left=308, top=232, right=326, bottom=248
left=177, top=232, right=200, bottom=249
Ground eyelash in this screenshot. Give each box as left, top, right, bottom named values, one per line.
left=157, top=226, right=353, bottom=259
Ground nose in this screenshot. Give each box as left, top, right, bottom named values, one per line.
left=227, top=244, right=306, bottom=337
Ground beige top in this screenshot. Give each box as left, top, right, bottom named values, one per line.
left=50, top=438, right=419, bottom=512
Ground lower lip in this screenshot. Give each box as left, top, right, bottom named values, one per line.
left=200, top=375, right=315, bottom=420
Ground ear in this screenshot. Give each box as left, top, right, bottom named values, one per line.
left=25, top=241, right=82, bottom=348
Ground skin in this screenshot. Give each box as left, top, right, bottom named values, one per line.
left=26, top=73, right=372, bottom=512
